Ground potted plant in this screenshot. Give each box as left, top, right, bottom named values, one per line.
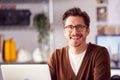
left=33, top=13, right=51, bottom=62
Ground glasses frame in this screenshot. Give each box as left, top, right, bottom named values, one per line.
left=64, top=24, right=87, bottom=32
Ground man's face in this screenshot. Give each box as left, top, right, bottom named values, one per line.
left=64, top=16, right=90, bottom=47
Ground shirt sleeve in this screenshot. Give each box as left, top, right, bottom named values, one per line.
left=94, top=47, right=111, bottom=80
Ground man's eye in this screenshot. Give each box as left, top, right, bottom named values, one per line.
left=76, top=25, right=82, bottom=28
left=68, top=25, right=73, bottom=28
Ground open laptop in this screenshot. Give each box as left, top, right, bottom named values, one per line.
left=1, top=64, right=51, bottom=80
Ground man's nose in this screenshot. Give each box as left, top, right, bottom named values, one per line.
left=72, top=27, right=79, bottom=34
left=72, top=27, right=79, bottom=32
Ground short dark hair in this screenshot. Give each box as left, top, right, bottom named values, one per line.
left=62, top=7, right=90, bottom=28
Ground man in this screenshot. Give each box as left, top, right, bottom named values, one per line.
left=48, top=7, right=110, bottom=80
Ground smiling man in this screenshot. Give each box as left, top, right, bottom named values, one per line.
left=48, top=7, right=111, bottom=80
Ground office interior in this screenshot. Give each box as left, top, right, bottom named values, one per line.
left=0, top=0, right=120, bottom=79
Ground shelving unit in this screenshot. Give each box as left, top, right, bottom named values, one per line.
left=0, top=0, right=54, bottom=64
left=96, top=0, right=108, bottom=35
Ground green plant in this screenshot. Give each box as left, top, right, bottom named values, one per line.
left=34, top=13, right=50, bottom=44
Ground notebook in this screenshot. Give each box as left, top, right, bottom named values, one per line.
left=1, top=64, right=51, bottom=80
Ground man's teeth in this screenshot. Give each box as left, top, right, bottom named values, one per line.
left=71, top=36, right=80, bottom=39
left=72, top=37, right=79, bottom=38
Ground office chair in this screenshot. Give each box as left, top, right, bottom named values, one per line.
left=111, top=75, right=120, bottom=80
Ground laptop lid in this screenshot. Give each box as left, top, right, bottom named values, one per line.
left=1, top=64, right=51, bottom=80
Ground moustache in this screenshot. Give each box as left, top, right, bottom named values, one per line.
left=71, top=34, right=83, bottom=37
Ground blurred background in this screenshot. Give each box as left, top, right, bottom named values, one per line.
left=0, top=0, right=120, bottom=77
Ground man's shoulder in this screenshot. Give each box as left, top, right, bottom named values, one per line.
left=87, top=43, right=110, bottom=61
left=89, top=42, right=107, bottom=50
left=52, top=46, right=68, bottom=56
left=88, top=43, right=109, bottom=56
left=56, top=46, right=68, bottom=51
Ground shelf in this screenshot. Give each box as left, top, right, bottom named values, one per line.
left=0, top=0, right=48, bottom=3
left=0, top=61, right=47, bottom=64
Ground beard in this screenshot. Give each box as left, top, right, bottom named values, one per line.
left=70, top=33, right=84, bottom=47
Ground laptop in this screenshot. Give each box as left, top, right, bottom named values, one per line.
left=1, top=64, right=51, bottom=80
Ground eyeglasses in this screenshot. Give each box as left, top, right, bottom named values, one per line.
left=64, top=24, right=87, bottom=32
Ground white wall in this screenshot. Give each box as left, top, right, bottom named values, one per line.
left=52, top=0, right=97, bottom=49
